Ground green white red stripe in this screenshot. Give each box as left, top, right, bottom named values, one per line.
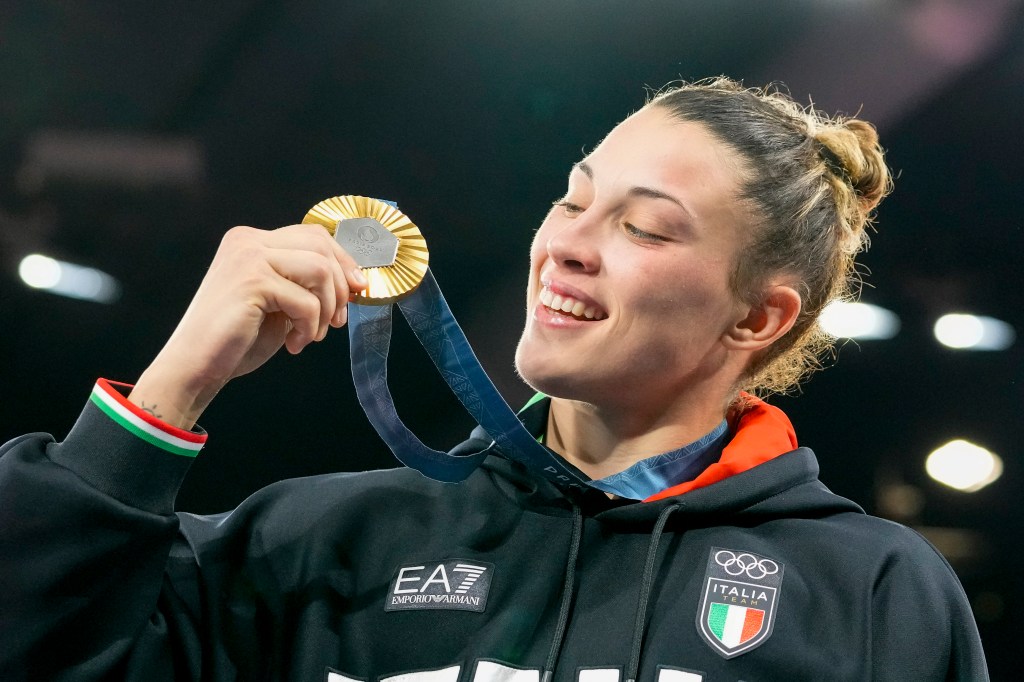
left=90, top=379, right=206, bottom=458
left=707, top=603, right=764, bottom=648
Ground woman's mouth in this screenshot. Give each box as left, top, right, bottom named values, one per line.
left=539, top=286, right=606, bottom=321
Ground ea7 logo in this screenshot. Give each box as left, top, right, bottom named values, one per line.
left=385, top=559, right=494, bottom=613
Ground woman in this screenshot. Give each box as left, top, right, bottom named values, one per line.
left=0, top=78, right=987, bottom=680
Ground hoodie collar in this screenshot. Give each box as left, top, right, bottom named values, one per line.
left=644, top=393, right=798, bottom=502
left=517, top=392, right=798, bottom=503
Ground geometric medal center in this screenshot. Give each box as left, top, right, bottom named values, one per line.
left=336, top=217, right=399, bottom=268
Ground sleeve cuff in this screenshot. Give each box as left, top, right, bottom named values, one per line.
left=46, top=379, right=208, bottom=514
left=90, top=378, right=207, bottom=458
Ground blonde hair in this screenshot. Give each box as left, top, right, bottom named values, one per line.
left=647, top=77, right=892, bottom=395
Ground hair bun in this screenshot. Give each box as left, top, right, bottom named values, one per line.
left=815, top=120, right=890, bottom=215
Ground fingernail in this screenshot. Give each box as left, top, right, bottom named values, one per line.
left=352, top=268, right=368, bottom=287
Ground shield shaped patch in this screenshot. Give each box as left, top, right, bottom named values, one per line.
left=696, top=547, right=784, bottom=659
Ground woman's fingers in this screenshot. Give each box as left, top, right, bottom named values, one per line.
left=261, top=274, right=325, bottom=354
left=255, top=224, right=368, bottom=327
left=225, top=223, right=367, bottom=336
left=263, top=249, right=342, bottom=341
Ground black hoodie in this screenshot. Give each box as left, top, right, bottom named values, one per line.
left=0, top=389, right=988, bottom=681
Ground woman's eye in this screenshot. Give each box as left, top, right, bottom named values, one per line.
left=624, top=223, right=665, bottom=242
left=553, top=200, right=584, bottom=215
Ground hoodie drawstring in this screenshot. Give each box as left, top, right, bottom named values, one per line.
left=542, top=500, right=583, bottom=682
left=625, top=503, right=681, bottom=682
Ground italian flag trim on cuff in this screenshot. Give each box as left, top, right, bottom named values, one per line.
left=90, top=379, right=207, bottom=458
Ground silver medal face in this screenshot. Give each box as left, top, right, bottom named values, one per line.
left=335, top=217, right=399, bottom=268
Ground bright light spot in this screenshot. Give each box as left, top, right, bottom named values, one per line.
left=819, top=301, right=900, bottom=340
left=926, top=439, right=1003, bottom=492
left=934, top=314, right=1015, bottom=350
left=18, top=254, right=62, bottom=288
left=17, top=253, right=121, bottom=304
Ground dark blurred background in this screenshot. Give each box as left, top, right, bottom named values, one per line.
left=1, top=1, right=1020, bottom=676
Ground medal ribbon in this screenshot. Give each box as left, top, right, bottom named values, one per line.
left=348, top=269, right=589, bottom=488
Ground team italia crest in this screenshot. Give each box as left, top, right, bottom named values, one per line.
left=696, top=547, right=784, bottom=659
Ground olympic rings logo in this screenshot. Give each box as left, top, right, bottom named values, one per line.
left=714, top=550, right=779, bottom=580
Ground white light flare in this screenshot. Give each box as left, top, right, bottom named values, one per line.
left=926, top=439, right=1003, bottom=493
left=18, top=254, right=121, bottom=304
left=818, top=301, right=900, bottom=340
left=934, top=313, right=1015, bottom=350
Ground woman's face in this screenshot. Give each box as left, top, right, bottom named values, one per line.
left=514, top=106, right=756, bottom=410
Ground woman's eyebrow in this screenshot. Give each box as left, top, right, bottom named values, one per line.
left=573, top=161, right=694, bottom=220
left=573, top=161, right=594, bottom=178
left=627, top=186, right=694, bottom=220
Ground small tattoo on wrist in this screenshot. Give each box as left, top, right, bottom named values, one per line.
left=140, top=402, right=163, bottom=419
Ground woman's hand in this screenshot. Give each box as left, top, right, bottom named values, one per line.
left=128, top=224, right=367, bottom=429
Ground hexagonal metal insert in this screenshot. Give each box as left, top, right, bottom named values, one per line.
left=335, top=217, right=399, bottom=268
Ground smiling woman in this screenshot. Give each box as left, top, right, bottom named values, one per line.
left=517, top=113, right=763, bottom=476
left=516, top=79, right=892, bottom=480
left=0, top=77, right=987, bottom=681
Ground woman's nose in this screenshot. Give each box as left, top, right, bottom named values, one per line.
left=545, top=216, right=601, bottom=273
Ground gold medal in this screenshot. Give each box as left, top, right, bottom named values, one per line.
left=303, top=195, right=429, bottom=305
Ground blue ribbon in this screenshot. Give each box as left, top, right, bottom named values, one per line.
left=348, top=269, right=590, bottom=488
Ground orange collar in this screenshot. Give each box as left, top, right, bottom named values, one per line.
left=643, top=393, right=798, bottom=502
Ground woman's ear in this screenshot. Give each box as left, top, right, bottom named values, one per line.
left=723, top=285, right=802, bottom=351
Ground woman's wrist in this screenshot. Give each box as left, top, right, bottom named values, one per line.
left=128, top=361, right=224, bottom=430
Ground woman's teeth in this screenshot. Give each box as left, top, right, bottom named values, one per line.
left=539, top=287, right=604, bottom=320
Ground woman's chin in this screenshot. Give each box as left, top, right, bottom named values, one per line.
left=514, top=333, right=615, bottom=403
left=514, top=353, right=568, bottom=397
left=514, top=359, right=594, bottom=405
